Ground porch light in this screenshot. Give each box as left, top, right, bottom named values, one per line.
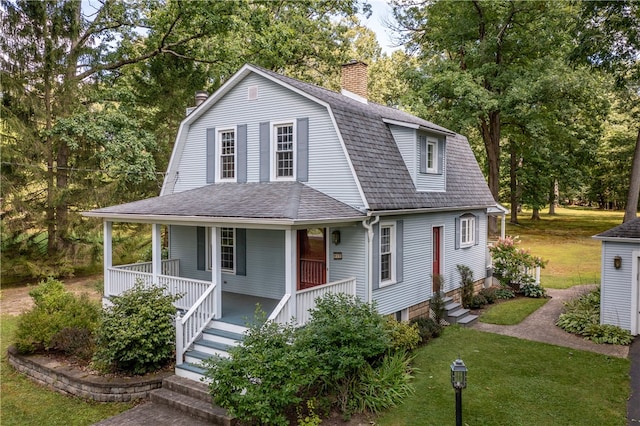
left=332, top=230, right=341, bottom=245
left=450, top=358, right=467, bottom=426
left=613, top=256, right=622, bottom=269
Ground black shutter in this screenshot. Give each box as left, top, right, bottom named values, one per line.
left=396, top=220, right=403, bottom=283
left=237, top=124, right=247, bottom=183
left=372, top=222, right=380, bottom=290
left=296, top=117, right=309, bottom=182
left=197, top=226, right=206, bottom=270
left=236, top=228, right=247, bottom=276
left=259, top=122, right=270, bottom=182
left=454, top=216, right=460, bottom=250
left=437, top=138, right=445, bottom=175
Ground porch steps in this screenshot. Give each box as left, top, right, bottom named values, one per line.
left=175, top=320, right=247, bottom=382
left=150, top=375, right=236, bottom=425
left=444, top=298, right=478, bottom=327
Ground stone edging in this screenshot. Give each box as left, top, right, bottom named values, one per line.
left=7, top=345, right=173, bottom=402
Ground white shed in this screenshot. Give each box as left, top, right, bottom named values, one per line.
left=593, top=218, right=640, bottom=335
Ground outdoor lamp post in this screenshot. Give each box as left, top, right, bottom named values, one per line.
left=451, top=358, right=467, bottom=426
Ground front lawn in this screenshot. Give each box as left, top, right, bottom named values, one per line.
left=479, top=297, right=548, bottom=325
left=377, top=326, right=629, bottom=426
left=0, top=315, right=134, bottom=426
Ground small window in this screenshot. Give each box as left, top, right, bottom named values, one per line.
left=207, top=227, right=235, bottom=272
left=380, top=223, right=396, bottom=285
left=426, top=141, right=437, bottom=173
left=460, top=216, right=475, bottom=247
left=419, top=135, right=441, bottom=174
left=218, top=128, right=235, bottom=180
left=273, top=123, right=295, bottom=179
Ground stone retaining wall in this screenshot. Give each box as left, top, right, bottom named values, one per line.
left=7, top=346, right=172, bottom=402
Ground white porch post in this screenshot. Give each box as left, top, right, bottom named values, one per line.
left=501, top=214, right=506, bottom=239
left=285, top=228, right=297, bottom=321
left=103, top=221, right=113, bottom=297
left=152, top=223, right=162, bottom=284
left=211, top=226, right=222, bottom=319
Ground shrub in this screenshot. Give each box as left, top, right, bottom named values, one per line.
left=469, top=294, right=488, bottom=309
left=205, top=316, right=315, bottom=426
left=14, top=278, right=100, bottom=357
left=495, top=287, right=516, bottom=300
left=430, top=274, right=446, bottom=324
left=522, top=283, right=547, bottom=298
left=479, top=287, right=498, bottom=304
left=410, top=317, right=443, bottom=344
left=457, top=265, right=474, bottom=309
left=584, top=324, right=633, bottom=345
left=490, top=236, right=546, bottom=290
left=93, top=281, right=181, bottom=374
left=345, top=350, right=415, bottom=415
left=384, top=317, right=421, bottom=352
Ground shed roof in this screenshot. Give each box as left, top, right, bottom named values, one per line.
left=594, top=217, right=640, bottom=242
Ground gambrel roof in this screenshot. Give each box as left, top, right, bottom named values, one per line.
left=86, top=64, right=496, bottom=223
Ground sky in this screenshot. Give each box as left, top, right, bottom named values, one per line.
left=359, top=0, right=402, bottom=55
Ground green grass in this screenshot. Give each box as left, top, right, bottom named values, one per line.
left=0, top=315, right=134, bottom=426
left=479, top=297, right=549, bottom=325
left=377, top=327, right=629, bottom=426
left=504, top=207, right=624, bottom=289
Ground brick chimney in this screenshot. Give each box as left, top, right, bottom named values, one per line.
left=341, top=60, right=368, bottom=102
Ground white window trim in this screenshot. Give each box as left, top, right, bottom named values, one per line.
left=206, top=226, right=236, bottom=273
left=217, top=126, right=237, bottom=182
left=460, top=216, right=475, bottom=248
left=379, top=222, right=396, bottom=287
left=271, top=120, right=296, bottom=181
left=426, top=138, right=438, bottom=173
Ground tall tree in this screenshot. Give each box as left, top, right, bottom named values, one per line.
left=573, top=0, right=640, bottom=222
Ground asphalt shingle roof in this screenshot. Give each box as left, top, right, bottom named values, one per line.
left=89, top=182, right=364, bottom=222
left=256, top=65, right=496, bottom=211
left=595, top=218, right=640, bottom=239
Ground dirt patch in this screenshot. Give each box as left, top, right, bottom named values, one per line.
left=0, top=275, right=103, bottom=316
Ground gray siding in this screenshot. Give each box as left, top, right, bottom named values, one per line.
left=390, top=125, right=416, bottom=182
left=169, top=226, right=285, bottom=299
left=600, top=241, right=635, bottom=331
left=328, top=225, right=367, bottom=300
left=172, top=73, right=364, bottom=209
left=415, top=132, right=445, bottom=192
left=373, top=210, right=487, bottom=315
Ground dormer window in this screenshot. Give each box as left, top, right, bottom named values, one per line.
left=419, top=135, right=444, bottom=175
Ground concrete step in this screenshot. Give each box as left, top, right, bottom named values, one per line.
left=444, top=301, right=461, bottom=311
left=150, top=387, right=235, bottom=425
left=457, top=314, right=479, bottom=327
left=163, top=375, right=211, bottom=403
left=446, top=308, right=471, bottom=324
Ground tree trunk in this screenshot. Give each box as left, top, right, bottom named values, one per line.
left=623, top=128, right=640, bottom=223
left=509, top=139, right=518, bottom=224
left=531, top=208, right=541, bottom=220
left=481, top=111, right=501, bottom=234
left=548, top=179, right=558, bottom=215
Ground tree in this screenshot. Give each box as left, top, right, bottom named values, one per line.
left=573, top=0, right=640, bottom=222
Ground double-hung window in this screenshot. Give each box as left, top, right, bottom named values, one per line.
left=380, top=223, right=396, bottom=285
left=218, top=128, right=235, bottom=181
left=460, top=216, right=475, bottom=247
left=273, top=122, right=295, bottom=179
left=207, top=227, right=235, bottom=272
left=419, top=135, right=440, bottom=174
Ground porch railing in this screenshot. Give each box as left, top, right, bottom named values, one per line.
left=113, top=259, right=180, bottom=275
left=158, top=275, right=213, bottom=311
left=299, top=259, right=326, bottom=288
left=267, top=293, right=292, bottom=324
left=176, top=283, right=218, bottom=366
left=295, top=277, right=356, bottom=325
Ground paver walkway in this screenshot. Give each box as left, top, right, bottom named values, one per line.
left=470, top=285, right=629, bottom=358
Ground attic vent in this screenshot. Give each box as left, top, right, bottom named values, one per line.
left=247, top=85, right=258, bottom=100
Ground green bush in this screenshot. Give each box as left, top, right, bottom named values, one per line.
left=93, top=282, right=180, bottom=374
left=14, top=278, right=100, bottom=358
left=469, top=294, right=488, bottom=309
left=205, top=315, right=315, bottom=426
left=409, top=317, right=443, bottom=344
left=457, top=265, right=474, bottom=309
left=495, top=287, right=516, bottom=299
left=489, top=236, right=546, bottom=289
left=384, top=318, right=421, bottom=352
left=584, top=324, right=633, bottom=345
left=479, top=287, right=498, bottom=304
left=522, top=283, right=547, bottom=298
left=430, top=275, right=446, bottom=324
left=346, top=350, right=415, bottom=415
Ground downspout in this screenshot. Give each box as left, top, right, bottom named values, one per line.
left=362, top=214, right=380, bottom=304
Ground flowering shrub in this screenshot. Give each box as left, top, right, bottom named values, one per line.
left=489, top=236, right=546, bottom=291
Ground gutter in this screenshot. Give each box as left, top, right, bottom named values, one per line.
left=362, top=214, right=380, bottom=304
left=369, top=204, right=495, bottom=217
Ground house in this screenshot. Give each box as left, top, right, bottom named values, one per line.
left=593, top=218, right=640, bottom=336
left=84, top=61, right=502, bottom=380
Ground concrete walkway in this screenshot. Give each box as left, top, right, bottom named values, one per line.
left=469, top=285, right=639, bottom=425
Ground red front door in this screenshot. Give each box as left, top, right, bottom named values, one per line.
left=297, top=228, right=327, bottom=290
left=432, top=227, right=441, bottom=292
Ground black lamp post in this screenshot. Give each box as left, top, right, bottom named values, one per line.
left=451, top=358, right=468, bottom=426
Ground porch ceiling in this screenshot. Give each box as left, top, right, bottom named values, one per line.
left=83, top=182, right=366, bottom=225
